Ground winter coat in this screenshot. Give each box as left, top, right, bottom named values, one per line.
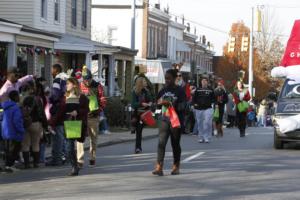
left=232, top=89, right=251, bottom=105
left=257, top=103, right=268, bottom=116
left=132, top=88, right=153, bottom=113
left=0, top=75, right=33, bottom=102
left=49, top=72, right=68, bottom=126
left=1, top=100, right=25, bottom=141
left=80, top=80, right=106, bottom=117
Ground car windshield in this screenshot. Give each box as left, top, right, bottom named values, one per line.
left=281, top=80, right=300, bottom=98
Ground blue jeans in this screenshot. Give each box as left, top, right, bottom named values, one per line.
left=51, top=126, right=65, bottom=163
left=99, top=111, right=109, bottom=133
left=39, top=143, right=46, bottom=163
left=66, top=139, right=77, bottom=168
left=195, top=108, right=213, bottom=141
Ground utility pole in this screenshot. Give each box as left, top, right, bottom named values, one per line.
left=248, top=7, right=254, bottom=98
left=131, top=0, right=136, bottom=50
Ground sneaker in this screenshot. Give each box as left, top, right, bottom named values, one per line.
left=103, top=130, right=111, bottom=135
left=135, top=148, right=142, bottom=154
left=213, top=130, right=218, bottom=136
left=89, top=160, right=96, bottom=167
left=4, top=166, right=13, bottom=173
left=198, top=139, right=204, bottom=143
left=204, top=139, right=210, bottom=143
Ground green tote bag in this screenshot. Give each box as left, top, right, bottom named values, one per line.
left=64, top=120, right=82, bottom=139
left=88, top=95, right=99, bottom=112
left=237, top=101, right=249, bottom=113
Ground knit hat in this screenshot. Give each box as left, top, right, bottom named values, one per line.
left=271, top=20, right=300, bottom=81
left=82, top=65, right=92, bottom=80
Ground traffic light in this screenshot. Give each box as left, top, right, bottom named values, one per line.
left=227, top=37, right=235, bottom=52
left=241, top=36, right=249, bottom=52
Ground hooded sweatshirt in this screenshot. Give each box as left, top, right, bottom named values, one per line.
left=1, top=100, right=25, bottom=141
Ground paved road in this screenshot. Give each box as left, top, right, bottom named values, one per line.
left=1, top=127, right=300, bottom=200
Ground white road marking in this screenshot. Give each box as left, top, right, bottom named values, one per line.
left=182, top=152, right=205, bottom=163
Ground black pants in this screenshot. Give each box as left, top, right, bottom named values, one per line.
left=135, top=120, right=144, bottom=150
left=66, top=139, right=77, bottom=169
left=5, top=140, right=22, bottom=167
left=157, top=120, right=181, bottom=164
left=236, top=110, right=247, bottom=131
left=227, top=115, right=236, bottom=127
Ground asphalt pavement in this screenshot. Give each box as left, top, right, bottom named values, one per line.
left=1, top=127, right=300, bottom=200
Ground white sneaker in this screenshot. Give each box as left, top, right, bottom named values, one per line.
left=104, top=130, right=111, bottom=135
left=213, top=130, right=218, bottom=136
left=198, top=139, right=204, bottom=143
left=204, top=139, right=210, bottom=143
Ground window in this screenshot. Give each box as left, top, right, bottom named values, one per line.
left=71, top=0, right=77, bottom=27
left=82, top=0, right=87, bottom=29
left=41, top=0, right=47, bottom=19
left=54, top=0, right=60, bottom=22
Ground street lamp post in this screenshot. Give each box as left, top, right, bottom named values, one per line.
left=131, top=0, right=136, bottom=50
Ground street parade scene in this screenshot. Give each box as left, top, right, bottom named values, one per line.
left=1, top=0, right=300, bottom=199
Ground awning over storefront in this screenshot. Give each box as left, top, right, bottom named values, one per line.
left=54, top=34, right=94, bottom=52
left=135, top=59, right=171, bottom=84
left=180, top=63, right=191, bottom=72
left=176, top=40, right=190, bottom=52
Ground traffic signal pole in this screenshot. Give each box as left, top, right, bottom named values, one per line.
left=249, top=7, right=254, bottom=98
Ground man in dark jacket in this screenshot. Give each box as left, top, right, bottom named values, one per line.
left=47, top=64, right=68, bottom=166
left=192, top=77, right=215, bottom=143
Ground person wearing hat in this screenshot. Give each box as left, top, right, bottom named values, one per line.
left=78, top=67, right=106, bottom=167
left=213, top=80, right=228, bottom=137
left=0, top=67, right=34, bottom=102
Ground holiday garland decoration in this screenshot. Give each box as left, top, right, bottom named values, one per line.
left=17, top=47, right=60, bottom=57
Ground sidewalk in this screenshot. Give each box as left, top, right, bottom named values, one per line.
left=45, top=128, right=158, bottom=157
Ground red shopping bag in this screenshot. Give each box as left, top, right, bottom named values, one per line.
left=141, top=110, right=156, bottom=126
left=168, top=106, right=181, bottom=128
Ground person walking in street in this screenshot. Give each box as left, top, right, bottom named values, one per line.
left=131, top=77, right=153, bottom=154
left=256, top=99, right=268, bottom=127
left=213, top=80, right=228, bottom=137
left=152, top=69, right=186, bottom=176
left=1, top=91, right=25, bottom=173
left=176, top=72, right=190, bottom=135
left=78, top=67, right=104, bottom=167
left=226, top=94, right=236, bottom=128
left=47, top=64, right=68, bottom=166
left=62, top=78, right=89, bottom=176
left=0, top=67, right=34, bottom=102
left=193, top=77, right=215, bottom=143
left=21, top=81, right=48, bottom=169
left=232, top=81, right=251, bottom=137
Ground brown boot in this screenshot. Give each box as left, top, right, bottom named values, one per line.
left=152, top=162, right=164, bottom=176
left=171, top=163, right=180, bottom=175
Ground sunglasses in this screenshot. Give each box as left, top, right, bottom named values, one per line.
left=177, top=74, right=182, bottom=77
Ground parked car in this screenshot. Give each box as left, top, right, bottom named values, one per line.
left=273, top=79, right=300, bottom=149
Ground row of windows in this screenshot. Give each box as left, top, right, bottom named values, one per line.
left=147, top=24, right=168, bottom=59
left=41, top=0, right=87, bottom=29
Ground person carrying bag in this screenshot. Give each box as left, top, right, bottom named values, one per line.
left=61, top=78, right=89, bottom=176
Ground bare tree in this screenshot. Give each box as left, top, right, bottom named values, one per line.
left=254, top=6, right=285, bottom=74
left=92, top=26, right=109, bottom=43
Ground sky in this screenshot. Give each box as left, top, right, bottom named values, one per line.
left=151, top=0, right=300, bottom=55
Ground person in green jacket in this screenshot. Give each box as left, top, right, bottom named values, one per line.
left=131, top=77, right=153, bottom=154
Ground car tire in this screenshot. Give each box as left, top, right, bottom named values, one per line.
left=274, top=131, right=284, bottom=149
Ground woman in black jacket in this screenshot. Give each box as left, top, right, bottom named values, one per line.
left=131, top=77, right=153, bottom=154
